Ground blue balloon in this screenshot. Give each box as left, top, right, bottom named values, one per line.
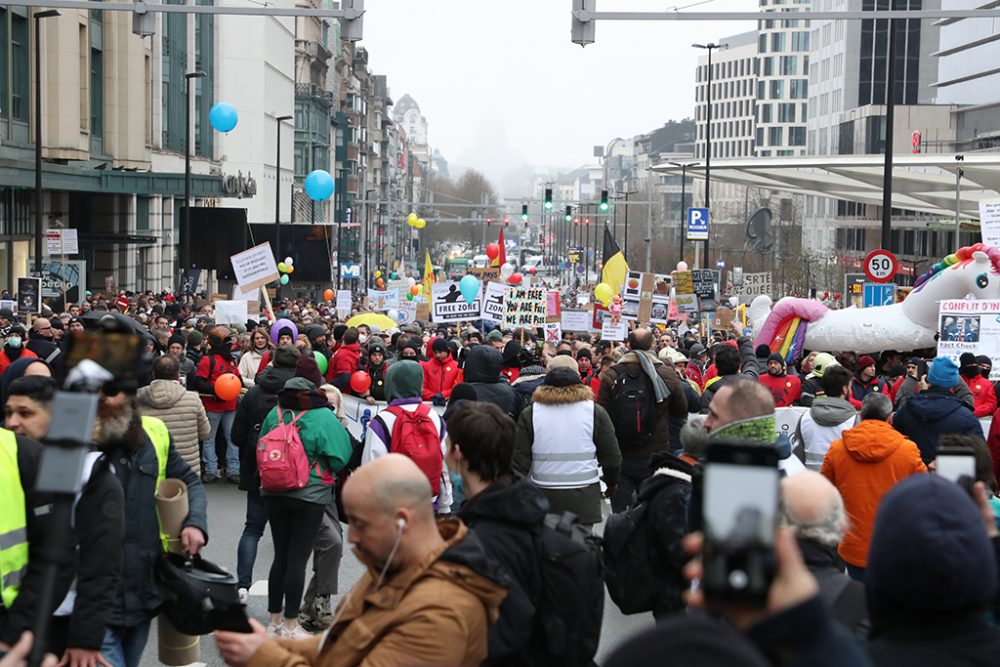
left=459, top=274, right=481, bottom=306
left=305, top=170, right=335, bottom=201
left=209, top=102, right=238, bottom=133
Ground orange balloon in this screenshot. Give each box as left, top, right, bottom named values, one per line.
left=323, top=288, right=334, bottom=301
left=410, top=285, right=420, bottom=296
left=215, top=373, right=242, bottom=401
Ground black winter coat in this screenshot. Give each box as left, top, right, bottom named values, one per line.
left=463, top=346, right=520, bottom=418
left=892, top=388, right=983, bottom=463
left=698, top=337, right=761, bottom=412
left=459, top=475, right=549, bottom=666
left=106, top=428, right=207, bottom=627
left=63, top=457, right=124, bottom=650
left=637, top=452, right=694, bottom=619
left=797, top=539, right=869, bottom=641
left=232, top=365, right=295, bottom=491
left=0, top=435, right=77, bottom=646
left=867, top=614, right=1000, bottom=667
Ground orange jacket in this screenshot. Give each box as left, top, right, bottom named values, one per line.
left=820, top=419, right=926, bottom=567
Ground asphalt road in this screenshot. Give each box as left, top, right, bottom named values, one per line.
left=139, top=484, right=653, bottom=667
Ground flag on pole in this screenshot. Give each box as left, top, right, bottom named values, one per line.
left=602, top=225, right=629, bottom=296
left=423, top=249, right=435, bottom=299
left=491, top=228, right=507, bottom=268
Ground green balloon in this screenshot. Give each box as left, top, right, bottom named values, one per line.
left=390, top=272, right=398, bottom=280
left=313, top=350, right=328, bottom=374
left=280, top=274, right=289, bottom=285
left=406, top=291, right=414, bottom=301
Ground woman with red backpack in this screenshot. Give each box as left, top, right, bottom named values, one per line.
left=256, top=354, right=353, bottom=638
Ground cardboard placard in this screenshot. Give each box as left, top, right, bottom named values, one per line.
left=560, top=310, right=591, bottom=332
left=336, top=290, right=353, bottom=319
left=16, top=277, right=41, bottom=314
left=601, top=320, right=627, bottom=341
left=481, top=282, right=508, bottom=321
left=672, top=270, right=694, bottom=294
left=213, top=300, right=248, bottom=325
left=503, top=287, right=546, bottom=329
left=230, top=243, right=280, bottom=291
left=470, top=266, right=501, bottom=283
left=675, top=293, right=699, bottom=313
left=546, top=290, right=561, bottom=318
left=432, top=282, right=482, bottom=323
left=544, top=322, right=562, bottom=344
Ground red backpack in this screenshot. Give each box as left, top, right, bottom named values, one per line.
left=257, top=409, right=311, bottom=493
left=384, top=404, right=443, bottom=495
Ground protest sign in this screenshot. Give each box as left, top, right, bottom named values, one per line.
left=675, top=293, right=699, bottom=313
left=673, top=270, right=694, bottom=294
left=738, top=272, right=772, bottom=301
left=937, top=299, right=1000, bottom=380
left=16, top=277, right=41, bottom=314
left=397, top=301, right=417, bottom=324
left=481, top=282, right=508, bottom=320
left=981, top=200, right=1000, bottom=248
left=336, top=290, right=353, bottom=319
left=230, top=243, right=279, bottom=291
left=544, top=322, right=562, bottom=344
left=231, top=283, right=260, bottom=315
left=602, top=320, right=627, bottom=341
left=576, top=293, right=590, bottom=307
left=503, top=287, right=546, bottom=329
left=470, top=266, right=501, bottom=283
left=692, top=270, right=717, bottom=301
left=592, top=304, right=609, bottom=331
left=213, top=300, right=248, bottom=325
left=433, top=282, right=482, bottom=324
left=546, top=290, right=561, bottom=319
left=667, top=299, right=679, bottom=321
left=0, top=300, right=15, bottom=315
left=367, top=290, right=396, bottom=312
left=561, top=310, right=591, bottom=332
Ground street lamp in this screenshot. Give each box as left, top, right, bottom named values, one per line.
left=274, top=114, right=293, bottom=300
left=33, top=9, right=59, bottom=276
left=182, top=70, right=206, bottom=290
left=954, top=154, right=965, bottom=249
left=693, top=42, right=726, bottom=269
left=669, top=160, right=700, bottom=266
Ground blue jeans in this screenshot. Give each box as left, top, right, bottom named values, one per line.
left=101, top=619, right=152, bottom=667
left=203, top=410, right=238, bottom=477
left=237, top=487, right=269, bottom=589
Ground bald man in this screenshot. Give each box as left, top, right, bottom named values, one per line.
left=781, top=472, right=869, bottom=639
left=216, top=454, right=507, bottom=667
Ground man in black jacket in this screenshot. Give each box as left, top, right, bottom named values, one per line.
left=96, top=382, right=207, bottom=667
left=3, top=376, right=125, bottom=662
left=699, top=336, right=760, bottom=412
left=448, top=401, right=545, bottom=666
left=462, top=346, right=520, bottom=418
left=231, top=345, right=300, bottom=599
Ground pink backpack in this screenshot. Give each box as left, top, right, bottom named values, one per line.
left=257, top=408, right=311, bottom=493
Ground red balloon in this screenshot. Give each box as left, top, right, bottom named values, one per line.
left=485, top=243, right=500, bottom=260
left=834, top=292, right=842, bottom=301
left=350, top=371, right=372, bottom=394
left=528, top=267, right=537, bottom=275
left=508, top=273, right=523, bottom=285
left=323, top=288, right=334, bottom=301
left=215, top=373, right=242, bottom=401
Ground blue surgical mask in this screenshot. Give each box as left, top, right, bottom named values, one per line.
left=449, top=470, right=464, bottom=496
left=6, top=336, right=21, bottom=348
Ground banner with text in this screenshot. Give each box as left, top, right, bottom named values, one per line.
left=503, top=287, right=547, bottom=329
left=433, top=281, right=482, bottom=323
left=937, top=299, right=1000, bottom=381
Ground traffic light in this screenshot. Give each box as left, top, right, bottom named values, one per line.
left=504, top=216, right=510, bottom=227
left=565, top=205, right=572, bottom=222
left=486, top=216, right=493, bottom=226
left=521, top=204, right=529, bottom=222
left=599, top=189, right=609, bottom=212
left=544, top=188, right=553, bottom=211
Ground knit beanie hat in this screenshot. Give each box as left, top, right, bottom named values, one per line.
left=273, top=345, right=301, bottom=369
left=576, top=347, right=592, bottom=360
left=384, top=359, right=424, bottom=401
left=186, top=330, right=203, bottom=347
left=766, top=352, right=785, bottom=366
left=927, top=356, right=959, bottom=388
left=294, top=353, right=324, bottom=387
left=432, top=338, right=450, bottom=353
left=168, top=333, right=186, bottom=349
left=857, top=354, right=877, bottom=370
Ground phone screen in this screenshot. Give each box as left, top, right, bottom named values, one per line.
left=704, top=463, right=779, bottom=548
left=936, top=455, right=976, bottom=484
left=702, top=446, right=780, bottom=606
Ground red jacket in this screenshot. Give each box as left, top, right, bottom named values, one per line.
left=422, top=353, right=463, bottom=400
left=501, top=366, right=520, bottom=384
left=759, top=373, right=802, bottom=407
left=197, top=351, right=240, bottom=412
left=327, top=342, right=361, bottom=391
left=848, top=375, right=889, bottom=410
left=964, top=374, right=998, bottom=418
left=0, top=348, right=38, bottom=375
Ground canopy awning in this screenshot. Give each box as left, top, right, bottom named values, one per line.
left=651, top=154, right=1000, bottom=219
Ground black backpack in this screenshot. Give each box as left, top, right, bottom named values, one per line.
left=601, top=500, right=658, bottom=614
left=609, top=362, right=661, bottom=447
left=533, top=511, right=605, bottom=666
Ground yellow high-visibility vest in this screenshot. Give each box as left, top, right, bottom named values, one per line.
left=0, top=429, right=29, bottom=609
left=141, top=416, right=171, bottom=552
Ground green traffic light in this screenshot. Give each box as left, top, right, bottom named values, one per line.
left=599, top=202, right=609, bottom=212
left=544, top=202, right=553, bottom=211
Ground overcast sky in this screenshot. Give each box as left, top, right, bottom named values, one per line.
left=362, top=0, right=751, bottom=183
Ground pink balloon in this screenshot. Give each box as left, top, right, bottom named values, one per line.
left=676, top=261, right=689, bottom=272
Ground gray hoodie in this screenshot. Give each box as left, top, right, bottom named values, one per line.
left=792, top=397, right=859, bottom=470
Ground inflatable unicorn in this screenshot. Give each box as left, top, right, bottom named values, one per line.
left=752, top=244, right=1000, bottom=361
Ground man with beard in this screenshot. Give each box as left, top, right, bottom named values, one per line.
left=96, top=375, right=207, bottom=667
left=759, top=353, right=802, bottom=407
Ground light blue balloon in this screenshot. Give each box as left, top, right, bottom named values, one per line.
left=305, top=170, right=335, bottom=201
left=459, top=274, right=480, bottom=306
left=209, top=102, right=238, bottom=133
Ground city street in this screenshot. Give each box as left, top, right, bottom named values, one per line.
left=139, top=484, right=652, bottom=667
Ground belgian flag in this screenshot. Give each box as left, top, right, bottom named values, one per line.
left=602, top=225, right=629, bottom=295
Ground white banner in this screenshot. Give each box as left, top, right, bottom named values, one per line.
left=230, top=242, right=279, bottom=291
left=481, top=282, right=508, bottom=321
left=937, top=299, right=1000, bottom=381
left=213, top=300, right=248, bottom=325
left=561, top=310, right=591, bottom=332
left=980, top=200, right=1000, bottom=248
left=432, top=282, right=482, bottom=323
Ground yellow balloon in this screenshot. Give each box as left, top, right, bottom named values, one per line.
left=277, top=262, right=288, bottom=273
left=415, top=218, right=426, bottom=229
left=594, top=282, right=613, bottom=307
left=407, top=212, right=418, bottom=224
left=286, top=264, right=294, bottom=274
left=414, top=284, right=423, bottom=295
left=375, top=271, right=382, bottom=278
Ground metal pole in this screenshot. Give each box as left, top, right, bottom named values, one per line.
left=32, top=10, right=60, bottom=277
left=645, top=189, right=653, bottom=272
left=624, top=192, right=629, bottom=261
left=704, top=45, right=713, bottom=269
left=679, top=166, right=686, bottom=266
left=183, top=71, right=205, bottom=288
left=954, top=161, right=963, bottom=249
left=881, top=9, right=896, bottom=251
left=274, top=115, right=291, bottom=300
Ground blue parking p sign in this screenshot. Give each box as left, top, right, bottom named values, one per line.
left=687, top=208, right=709, bottom=241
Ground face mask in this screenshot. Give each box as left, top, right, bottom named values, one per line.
left=449, top=470, right=464, bottom=497
left=983, top=368, right=992, bottom=380
left=6, top=337, right=21, bottom=348
left=359, top=334, right=368, bottom=344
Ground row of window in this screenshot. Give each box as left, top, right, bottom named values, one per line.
left=697, top=119, right=754, bottom=140
left=761, top=54, right=805, bottom=77
left=755, top=125, right=807, bottom=147
left=695, top=139, right=754, bottom=159
left=756, top=78, right=808, bottom=100
left=759, top=30, right=810, bottom=54
left=696, top=57, right=755, bottom=83
left=695, top=98, right=755, bottom=121
left=758, top=102, right=808, bottom=123
left=696, top=77, right=754, bottom=102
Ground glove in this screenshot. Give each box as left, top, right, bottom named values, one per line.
left=431, top=393, right=447, bottom=407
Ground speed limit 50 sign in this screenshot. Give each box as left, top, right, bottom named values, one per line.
left=864, top=249, right=899, bottom=283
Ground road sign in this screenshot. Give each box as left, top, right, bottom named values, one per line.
left=864, top=248, right=899, bottom=283
left=687, top=208, right=709, bottom=241
left=863, top=283, right=896, bottom=308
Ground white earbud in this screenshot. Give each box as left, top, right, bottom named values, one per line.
left=396, top=517, right=407, bottom=530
